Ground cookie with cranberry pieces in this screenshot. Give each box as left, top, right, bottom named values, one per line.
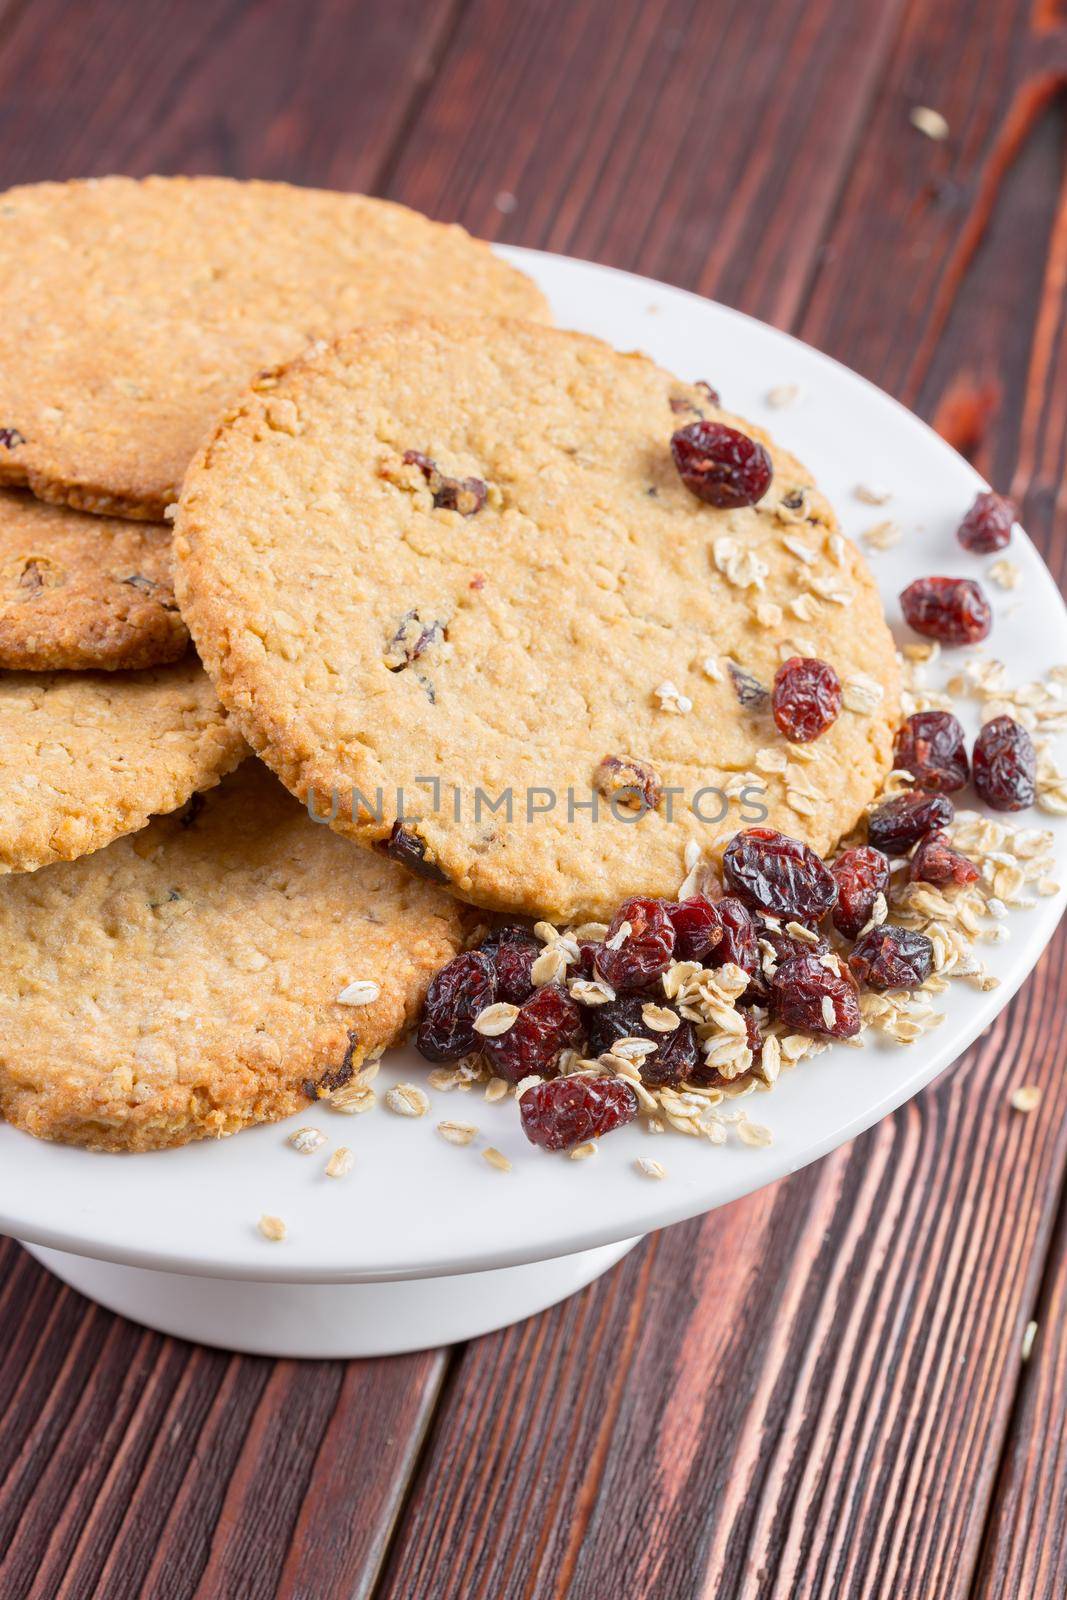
left=175, top=320, right=899, bottom=920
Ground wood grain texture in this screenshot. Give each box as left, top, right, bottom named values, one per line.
left=0, top=1239, right=447, bottom=1600
left=1, top=1, right=1067, bottom=1596
left=0, top=0, right=461, bottom=189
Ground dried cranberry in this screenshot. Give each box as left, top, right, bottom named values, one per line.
left=848, top=926, right=933, bottom=990
left=746, top=920, right=829, bottom=1004
left=483, top=984, right=583, bottom=1083
left=729, top=662, right=770, bottom=709
left=830, top=847, right=890, bottom=939
left=585, top=997, right=698, bottom=1088
left=403, top=449, right=487, bottom=515
left=772, top=657, right=842, bottom=743
left=893, top=711, right=969, bottom=794
left=670, top=420, right=772, bottom=509
left=377, top=822, right=448, bottom=883
left=723, top=828, right=838, bottom=922
left=594, top=754, right=662, bottom=812
left=900, top=576, right=992, bottom=646
left=417, top=951, right=496, bottom=1061
left=595, top=898, right=676, bottom=992
left=667, top=896, right=724, bottom=963
left=740, top=1006, right=763, bottom=1062
left=867, top=791, right=954, bottom=855
left=769, top=954, right=861, bottom=1038
left=757, top=921, right=830, bottom=965
left=483, top=925, right=540, bottom=1004
left=910, top=830, right=980, bottom=887
left=957, top=490, right=1015, bottom=554
left=705, top=897, right=760, bottom=974
left=973, top=716, right=1037, bottom=812
left=520, top=1076, right=638, bottom=1151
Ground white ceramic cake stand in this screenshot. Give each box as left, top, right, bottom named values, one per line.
left=3, top=247, right=1066, bottom=1357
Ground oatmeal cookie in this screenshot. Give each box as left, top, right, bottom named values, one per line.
left=175, top=319, right=900, bottom=922
left=0, top=762, right=470, bottom=1150
left=0, top=655, right=245, bottom=873
left=0, top=176, right=549, bottom=519
left=0, top=490, right=186, bottom=669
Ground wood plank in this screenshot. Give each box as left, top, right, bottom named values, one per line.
left=0, top=1239, right=447, bottom=1600
left=0, top=0, right=461, bottom=191
left=381, top=0, right=910, bottom=325
left=378, top=0, right=1067, bottom=1593
left=972, top=1181, right=1067, bottom=1599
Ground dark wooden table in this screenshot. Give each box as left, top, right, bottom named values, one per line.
left=2, top=1, right=1066, bottom=1594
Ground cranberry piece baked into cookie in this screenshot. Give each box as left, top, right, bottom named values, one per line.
left=175, top=320, right=900, bottom=921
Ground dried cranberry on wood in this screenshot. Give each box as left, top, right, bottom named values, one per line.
left=956, top=490, right=1014, bottom=554
left=900, top=576, right=992, bottom=646
left=723, top=828, right=838, bottom=922
left=585, top=997, right=698, bottom=1089
left=483, top=984, right=583, bottom=1083
left=417, top=951, right=496, bottom=1061
left=973, top=716, right=1037, bottom=811
left=520, top=1076, right=639, bottom=1151
left=848, top=926, right=933, bottom=991
left=909, top=830, right=979, bottom=887
left=670, top=420, right=772, bottom=509
left=893, top=711, right=969, bottom=794
left=595, top=898, right=676, bottom=992
left=830, top=847, right=890, bottom=939
left=867, top=791, right=954, bottom=855
left=769, top=954, right=861, bottom=1038
left=772, top=657, right=842, bottom=743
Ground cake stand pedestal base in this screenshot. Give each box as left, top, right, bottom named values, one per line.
left=19, top=1235, right=642, bottom=1358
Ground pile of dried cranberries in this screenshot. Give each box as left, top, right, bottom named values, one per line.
left=415, top=799, right=991, bottom=1151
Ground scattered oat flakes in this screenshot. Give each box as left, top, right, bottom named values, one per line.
left=483, top=1146, right=512, bottom=1172
left=385, top=1083, right=430, bottom=1118
left=842, top=673, right=886, bottom=714
left=288, top=1127, right=327, bottom=1155
left=1022, top=1320, right=1038, bottom=1362
left=736, top=1120, right=774, bottom=1149
left=754, top=599, right=784, bottom=628
left=910, top=105, right=950, bottom=140
left=1010, top=1084, right=1041, bottom=1113
left=988, top=558, right=1021, bottom=591
left=855, top=483, right=892, bottom=506
left=473, top=1002, right=520, bottom=1037
left=336, top=979, right=381, bottom=1006
left=713, top=536, right=768, bottom=591
left=437, top=1119, right=478, bottom=1146
left=766, top=383, right=802, bottom=408
left=258, top=1214, right=287, bottom=1242
left=642, top=1003, right=681, bottom=1033
left=861, top=518, right=901, bottom=551
left=485, top=1076, right=510, bottom=1104
left=635, top=1157, right=667, bottom=1180
left=325, top=1147, right=354, bottom=1178
left=654, top=679, right=693, bottom=714
left=570, top=1141, right=597, bottom=1160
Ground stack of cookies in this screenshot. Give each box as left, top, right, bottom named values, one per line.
left=0, top=176, right=900, bottom=1153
